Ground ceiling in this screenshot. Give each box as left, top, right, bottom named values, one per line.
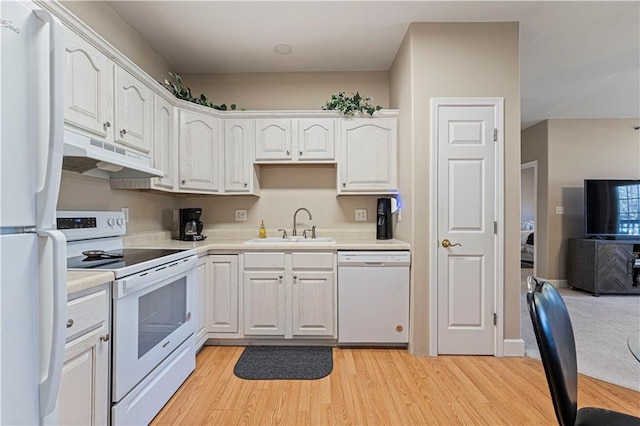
left=105, top=1, right=640, bottom=129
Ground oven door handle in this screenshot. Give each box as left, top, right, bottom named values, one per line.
left=116, top=255, right=197, bottom=298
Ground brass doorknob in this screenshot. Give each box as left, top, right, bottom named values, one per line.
left=441, top=239, right=462, bottom=248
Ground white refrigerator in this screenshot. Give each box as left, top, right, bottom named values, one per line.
left=0, top=1, right=66, bottom=424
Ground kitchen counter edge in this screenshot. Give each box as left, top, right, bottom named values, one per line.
left=67, top=238, right=411, bottom=294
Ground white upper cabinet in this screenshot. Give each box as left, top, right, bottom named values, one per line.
left=65, top=29, right=153, bottom=155
left=114, top=66, right=153, bottom=153
left=64, top=28, right=113, bottom=139
left=178, top=109, right=222, bottom=193
left=151, top=94, right=176, bottom=190
left=297, top=118, right=335, bottom=161
left=255, top=118, right=336, bottom=162
left=254, top=119, right=293, bottom=161
left=337, top=118, right=398, bottom=194
left=224, top=119, right=258, bottom=194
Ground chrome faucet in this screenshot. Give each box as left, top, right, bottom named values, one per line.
left=292, top=207, right=312, bottom=236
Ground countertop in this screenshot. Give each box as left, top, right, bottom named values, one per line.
left=66, top=230, right=411, bottom=294
left=67, top=270, right=114, bottom=295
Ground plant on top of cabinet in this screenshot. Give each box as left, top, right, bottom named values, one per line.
left=163, top=73, right=238, bottom=111
left=322, top=91, right=382, bottom=116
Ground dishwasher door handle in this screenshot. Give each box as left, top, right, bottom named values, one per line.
left=363, top=262, right=384, bottom=266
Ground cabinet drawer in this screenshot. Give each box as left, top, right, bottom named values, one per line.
left=292, top=252, right=334, bottom=269
left=66, top=289, right=108, bottom=341
left=244, top=252, right=286, bottom=269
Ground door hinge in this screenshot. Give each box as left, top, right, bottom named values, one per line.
left=493, top=313, right=497, bottom=326
left=494, top=221, right=498, bottom=234
left=493, top=128, right=497, bottom=142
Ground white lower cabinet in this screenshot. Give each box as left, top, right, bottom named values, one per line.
left=58, top=285, right=110, bottom=426
left=243, top=252, right=336, bottom=339
left=206, top=255, right=239, bottom=335
left=197, top=254, right=239, bottom=348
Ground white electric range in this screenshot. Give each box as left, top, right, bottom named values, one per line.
left=58, top=210, right=198, bottom=425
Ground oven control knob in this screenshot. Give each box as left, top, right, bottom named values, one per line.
left=116, top=217, right=124, bottom=226
left=107, top=217, right=115, bottom=227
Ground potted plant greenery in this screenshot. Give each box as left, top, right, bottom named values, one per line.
left=162, top=73, right=237, bottom=111
left=322, top=91, right=382, bottom=116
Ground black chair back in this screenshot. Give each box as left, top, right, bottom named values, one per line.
left=527, top=277, right=578, bottom=426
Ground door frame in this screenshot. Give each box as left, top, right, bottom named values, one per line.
left=428, top=97, right=505, bottom=356
left=521, top=160, right=538, bottom=276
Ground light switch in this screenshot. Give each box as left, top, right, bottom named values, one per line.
left=555, top=206, right=564, bottom=215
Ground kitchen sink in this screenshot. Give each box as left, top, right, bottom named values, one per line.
left=243, top=236, right=335, bottom=244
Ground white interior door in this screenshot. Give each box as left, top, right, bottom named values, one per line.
left=434, top=98, right=503, bottom=355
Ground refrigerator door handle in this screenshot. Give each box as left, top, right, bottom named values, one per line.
left=33, top=9, right=64, bottom=230
left=36, top=229, right=67, bottom=417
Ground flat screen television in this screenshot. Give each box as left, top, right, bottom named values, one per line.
left=584, top=179, right=640, bottom=239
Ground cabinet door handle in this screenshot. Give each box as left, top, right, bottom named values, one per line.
left=628, top=259, right=634, bottom=275
left=66, top=319, right=74, bottom=328
left=342, top=182, right=346, bottom=187
left=120, top=129, right=127, bottom=136
left=181, top=179, right=186, bottom=185
left=243, top=182, right=247, bottom=187
left=299, top=151, right=303, bottom=156
left=100, top=334, right=109, bottom=342
left=286, top=150, right=290, bottom=156
left=103, top=121, right=111, bottom=130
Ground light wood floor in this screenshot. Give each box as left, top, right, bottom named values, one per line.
left=152, top=346, right=640, bottom=425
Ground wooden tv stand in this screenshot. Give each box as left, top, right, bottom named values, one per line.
left=567, top=238, right=640, bottom=296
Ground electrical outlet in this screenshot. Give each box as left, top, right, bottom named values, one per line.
left=555, top=206, right=564, bottom=215
left=235, top=209, right=247, bottom=221
left=355, top=209, right=367, bottom=221
left=121, top=207, right=129, bottom=223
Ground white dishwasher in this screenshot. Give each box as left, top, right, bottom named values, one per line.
left=338, top=251, right=410, bottom=345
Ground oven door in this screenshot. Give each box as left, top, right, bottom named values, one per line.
left=112, top=255, right=197, bottom=402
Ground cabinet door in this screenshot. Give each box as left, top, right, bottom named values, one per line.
left=152, top=95, right=176, bottom=190
left=195, top=257, right=208, bottom=349
left=58, top=332, right=109, bottom=426
left=338, top=118, right=398, bottom=193
left=64, top=29, right=113, bottom=139
left=243, top=271, right=286, bottom=336
left=596, top=243, right=636, bottom=292
left=114, top=66, right=153, bottom=153
left=224, top=120, right=254, bottom=193
left=291, top=271, right=335, bottom=336
left=297, top=118, right=335, bottom=161
left=255, top=119, right=292, bottom=161
left=207, top=255, right=239, bottom=334
left=178, top=110, right=222, bottom=192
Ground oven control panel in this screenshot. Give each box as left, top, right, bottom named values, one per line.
left=57, top=210, right=126, bottom=241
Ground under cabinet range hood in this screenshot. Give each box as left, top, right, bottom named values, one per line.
left=62, top=129, right=164, bottom=179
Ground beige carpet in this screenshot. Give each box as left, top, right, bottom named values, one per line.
left=520, top=268, right=640, bottom=391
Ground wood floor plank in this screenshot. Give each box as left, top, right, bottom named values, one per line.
left=151, top=346, right=640, bottom=425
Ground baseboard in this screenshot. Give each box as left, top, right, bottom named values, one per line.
left=503, top=339, right=525, bottom=356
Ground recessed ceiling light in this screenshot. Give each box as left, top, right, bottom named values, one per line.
left=275, top=43, right=292, bottom=55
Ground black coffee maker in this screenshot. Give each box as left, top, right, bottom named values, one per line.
left=376, top=198, right=393, bottom=240
left=178, top=208, right=206, bottom=241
